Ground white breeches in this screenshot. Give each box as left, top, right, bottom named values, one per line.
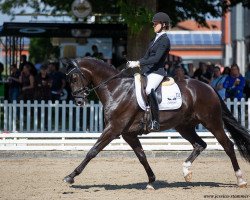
left=145, top=73, right=164, bottom=95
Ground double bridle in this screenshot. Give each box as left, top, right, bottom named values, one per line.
left=65, top=59, right=129, bottom=100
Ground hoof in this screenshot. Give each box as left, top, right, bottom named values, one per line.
left=239, top=182, right=247, bottom=188
left=146, top=183, right=155, bottom=190
left=63, top=176, right=74, bottom=184
left=184, top=171, right=192, bottom=182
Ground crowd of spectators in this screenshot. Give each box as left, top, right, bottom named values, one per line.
left=1, top=51, right=250, bottom=102
left=170, top=61, right=248, bottom=101
left=5, top=56, right=67, bottom=102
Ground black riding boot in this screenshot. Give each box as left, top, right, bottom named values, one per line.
left=148, top=89, right=160, bottom=131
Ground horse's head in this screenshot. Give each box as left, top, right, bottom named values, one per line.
left=61, top=58, right=90, bottom=106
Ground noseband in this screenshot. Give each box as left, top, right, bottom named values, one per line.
left=65, top=60, right=91, bottom=100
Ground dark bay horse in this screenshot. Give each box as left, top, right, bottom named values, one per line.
left=62, top=57, right=250, bottom=189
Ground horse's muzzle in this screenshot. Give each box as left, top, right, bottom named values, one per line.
left=74, top=97, right=86, bottom=106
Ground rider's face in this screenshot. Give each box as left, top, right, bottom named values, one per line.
left=153, top=22, right=162, bottom=33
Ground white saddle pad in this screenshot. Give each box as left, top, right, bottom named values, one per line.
left=134, top=73, right=182, bottom=111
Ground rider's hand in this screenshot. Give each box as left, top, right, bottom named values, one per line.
left=127, top=61, right=140, bottom=68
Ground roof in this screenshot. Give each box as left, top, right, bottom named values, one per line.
left=173, top=20, right=221, bottom=31
left=168, top=31, right=221, bottom=46
left=0, top=22, right=127, bottom=38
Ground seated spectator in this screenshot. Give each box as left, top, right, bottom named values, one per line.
left=48, top=61, right=66, bottom=101
left=210, top=66, right=227, bottom=100
left=8, top=64, right=21, bottom=101
left=34, top=64, right=51, bottom=101
left=223, top=63, right=245, bottom=100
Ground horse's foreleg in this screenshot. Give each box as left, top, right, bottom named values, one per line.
left=176, top=126, right=207, bottom=182
left=64, top=125, right=118, bottom=184
left=122, top=134, right=156, bottom=190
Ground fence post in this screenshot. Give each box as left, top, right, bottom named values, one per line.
left=90, top=101, right=94, bottom=132
left=69, top=101, right=73, bottom=132
left=99, top=101, right=103, bottom=132
left=20, top=100, right=24, bottom=132
left=4, top=100, right=8, bottom=131
left=12, top=100, right=17, bottom=132
left=27, top=100, right=31, bottom=132
left=41, top=100, right=45, bottom=132
left=62, top=100, right=66, bottom=132
left=34, top=100, right=38, bottom=132
left=55, top=100, right=59, bottom=132
left=48, top=100, right=52, bottom=132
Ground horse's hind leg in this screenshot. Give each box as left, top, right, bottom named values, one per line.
left=208, top=126, right=247, bottom=187
left=176, top=125, right=207, bottom=182
left=122, top=133, right=156, bottom=190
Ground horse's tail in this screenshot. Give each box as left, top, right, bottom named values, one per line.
left=218, top=95, right=250, bottom=162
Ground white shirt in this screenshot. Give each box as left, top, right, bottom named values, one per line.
left=153, top=31, right=167, bottom=43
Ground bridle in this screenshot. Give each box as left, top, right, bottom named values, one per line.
left=64, top=59, right=129, bottom=101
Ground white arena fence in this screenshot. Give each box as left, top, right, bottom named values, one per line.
left=0, top=99, right=249, bottom=151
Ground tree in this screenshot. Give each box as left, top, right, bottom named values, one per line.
left=29, top=38, right=60, bottom=64
left=1, top=0, right=250, bottom=59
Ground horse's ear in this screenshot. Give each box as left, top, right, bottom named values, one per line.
left=60, top=58, right=70, bottom=67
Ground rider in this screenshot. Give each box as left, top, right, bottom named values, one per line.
left=127, top=12, right=171, bottom=131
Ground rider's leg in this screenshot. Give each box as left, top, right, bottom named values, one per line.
left=146, top=73, right=164, bottom=131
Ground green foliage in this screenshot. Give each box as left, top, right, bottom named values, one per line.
left=29, top=38, right=59, bottom=64
left=118, top=0, right=153, bottom=35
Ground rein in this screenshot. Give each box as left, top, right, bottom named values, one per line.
left=65, top=59, right=129, bottom=98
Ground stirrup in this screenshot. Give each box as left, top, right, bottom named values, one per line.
left=148, top=120, right=160, bottom=132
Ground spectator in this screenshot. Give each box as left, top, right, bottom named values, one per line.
left=244, top=63, right=250, bottom=99
left=223, top=63, right=245, bottom=100
left=8, top=64, right=21, bottom=101
left=48, top=61, right=66, bottom=101
left=187, top=63, right=195, bottom=77
left=222, top=66, right=230, bottom=76
left=210, top=66, right=227, bottom=100
left=193, top=62, right=212, bottom=84
left=0, top=62, right=4, bottom=81
left=34, top=64, right=51, bottom=101
left=91, top=45, right=99, bottom=58
left=19, top=64, right=35, bottom=101
left=173, top=65, right=187, bottom=81
left=19, top=55, right=28, bottom=72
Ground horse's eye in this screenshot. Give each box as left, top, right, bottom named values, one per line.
left=71, top=74, right=78, bottom=83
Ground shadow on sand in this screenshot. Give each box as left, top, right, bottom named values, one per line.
left=70, top=180, right=236, bottom=190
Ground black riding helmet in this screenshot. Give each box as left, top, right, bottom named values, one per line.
left=152, top=12, right=170, bottom=25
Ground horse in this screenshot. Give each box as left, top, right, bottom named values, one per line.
left=61, top=57, right=250, bottom=189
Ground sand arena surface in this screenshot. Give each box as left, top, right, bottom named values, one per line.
left=0, top=151, right=249, bottom=200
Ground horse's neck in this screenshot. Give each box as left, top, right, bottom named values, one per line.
left=94, top=75, right=134, bottom=107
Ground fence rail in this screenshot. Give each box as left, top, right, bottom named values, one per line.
left=0, top=132, right=227, bottom=151
left=1, top=99, right=250, bottom=133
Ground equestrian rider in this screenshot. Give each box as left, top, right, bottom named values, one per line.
left=127, top=12, right=171, bottom=131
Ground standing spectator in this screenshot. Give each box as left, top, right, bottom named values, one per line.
left=34, top=64, right=51, bottom=101
left=12, top=64, right=35, bottom=101
left=223, top=64, right=245, bottom=100
left=91, top=45, right=99, bottom=58
left=48, top=61, right=66, bottom=101
left=222, top=66, right=230, bottom=76
left=244, top=63, right=250, bottom=99
left=210, top=66, right=227, bottom=100
left=187, top=63, right=195, bottom=77
left=19, top=55, right=28, bottom=72
left=193, top=62, right=212, bottom=84
left=8, top=64, right=21, bottom=101
left=0, top=62, right=4, bottom=81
